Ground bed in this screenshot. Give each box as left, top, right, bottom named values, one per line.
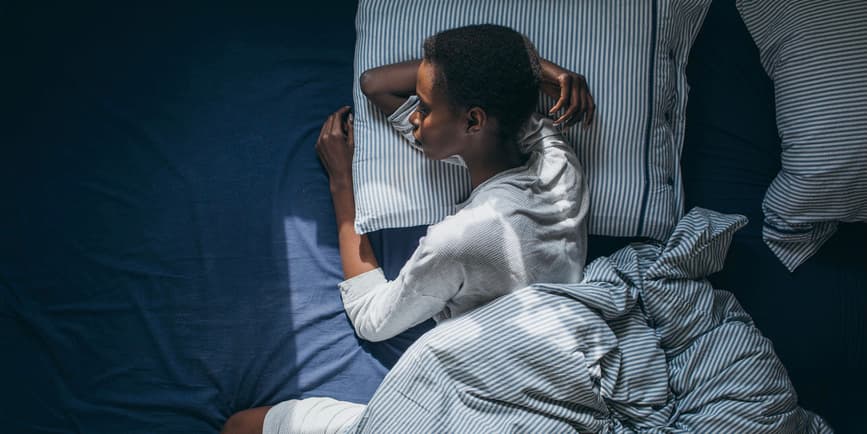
left=2, top=0, right=864, bottom=433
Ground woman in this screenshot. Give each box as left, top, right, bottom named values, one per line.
left=224, top=23, right=594, bottom=434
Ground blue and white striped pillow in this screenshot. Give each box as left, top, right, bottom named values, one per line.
left=737, top=0, right=867, bottom=271
left=352, top=0, right=711, bottom=240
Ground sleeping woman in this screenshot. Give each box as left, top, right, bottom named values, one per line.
left=223, top=23, right=595, bottom=434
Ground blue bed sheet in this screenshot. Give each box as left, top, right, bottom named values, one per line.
left=1, top=2, right=431, bottom=432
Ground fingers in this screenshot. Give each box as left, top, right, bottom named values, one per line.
left=584, top=91, right=596, bottom=127
left=318, top=106, right=350, bottom=143
left=548, top=95, right=565, bottom=115
left=346, top=113, right=355, bottom=150
left=316, top=107, right=355, bottom=181
left=318, top=112, right=332, bottom=144
left=575, top=76, right=594, bottom=127
left=324, top=112, right=336, bottom=139
left=330, top=106, right=351, bottom=135
left=554, top=77, right=579, bottom=126
left=564, top=84, right=583, bottom=128
left=568, top=84, right=587, bottom=129
left=549, top=75, right=570, bottom=115
left=549, top=74, right=594, bottom=128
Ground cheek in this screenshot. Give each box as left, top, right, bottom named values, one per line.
left=419, top=117, right=452, bottom=147
left=414, top=117, right=434, bottom=144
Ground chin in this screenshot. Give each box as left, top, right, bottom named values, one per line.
left=421, top=150, right=440, bottom=160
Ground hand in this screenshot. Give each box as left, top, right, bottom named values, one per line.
left=315, top=106, right=355, bottom=190
left=314, top=106, right=379, bottom=280
left=539, top=59, right=595, bottom=128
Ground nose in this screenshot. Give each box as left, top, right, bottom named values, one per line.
left=409, top=111, right=421, bottom=129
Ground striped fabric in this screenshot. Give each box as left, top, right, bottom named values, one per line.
left=737, top=0, right=867, bottom=271
left=345, top=208, right=832, bottom=433
left=352, top=0, right=711, bottom=240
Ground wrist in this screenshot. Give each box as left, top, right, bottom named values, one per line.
left=329, top=179, right=356, bottom=224
left=329, top=177, right=353, bottom=193
left=539, top=58, right=559, bottom=83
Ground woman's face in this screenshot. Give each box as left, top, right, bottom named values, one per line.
left=409, top=61, right=468, bottom=161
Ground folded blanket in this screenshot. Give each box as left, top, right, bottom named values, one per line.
left=347, top=207, right=831, bottom=433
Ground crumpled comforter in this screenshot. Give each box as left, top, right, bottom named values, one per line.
left=346, top=207, right=832, bottom=433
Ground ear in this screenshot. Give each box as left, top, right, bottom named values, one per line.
left=465, top=107, right=487, bottom=134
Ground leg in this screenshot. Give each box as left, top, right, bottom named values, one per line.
left=222, top=406, right=273, bottom=434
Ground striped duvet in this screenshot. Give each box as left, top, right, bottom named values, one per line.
left=346, top=208, right=831, bottom=433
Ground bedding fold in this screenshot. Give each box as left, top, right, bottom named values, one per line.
left=345, top=207, right=830, bottom=433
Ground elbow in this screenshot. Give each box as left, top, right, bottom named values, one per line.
left=352, top=321, right=394, bottom=343
left=359, top=70, right=377, bottom=98
left=360, top=333, right=390, bottom=343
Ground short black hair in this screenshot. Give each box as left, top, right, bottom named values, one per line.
left=423, top=24, right=541, bottom=146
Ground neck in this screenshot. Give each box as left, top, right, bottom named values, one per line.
left=466, top=153, right=525, bottom=189
left=468, top=166, right=498, bottom=190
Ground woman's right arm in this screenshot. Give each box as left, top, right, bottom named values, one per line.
left=340, top=225, right=465, bottom=343
left=359, top=59, right=421, bottom=116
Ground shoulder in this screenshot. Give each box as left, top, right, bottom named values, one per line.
left=518, top=113, right=569, bottom=153
left=422, top=202, right=509, bottom=256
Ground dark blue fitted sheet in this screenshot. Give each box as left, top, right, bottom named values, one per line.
left=1, top=2, right=430, bottom=432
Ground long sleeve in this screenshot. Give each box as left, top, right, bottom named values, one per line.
left=338, top=226, right=465, bottom=342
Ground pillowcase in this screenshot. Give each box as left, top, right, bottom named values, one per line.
left=737, top=0, right=867, bottom=271
left=352, top=0, right=711, bottom=240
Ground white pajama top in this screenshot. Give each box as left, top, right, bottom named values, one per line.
left=340, top=97, right=589, bottom=342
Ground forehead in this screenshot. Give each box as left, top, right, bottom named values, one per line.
left=416, top=60, right=439, bottom=104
